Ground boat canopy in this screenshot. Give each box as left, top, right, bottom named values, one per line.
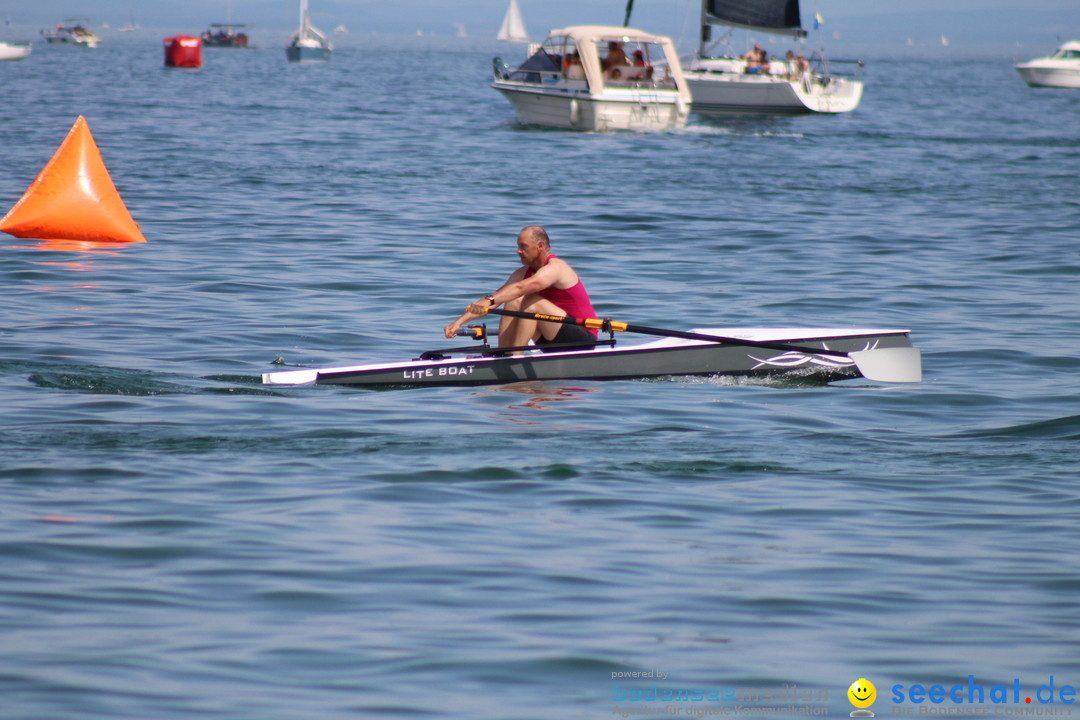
left=1054, top=41, right=1080, bottom=57
left=535, top=25, right=689, bottom=97
left=702, top=0, right=806, bottom=37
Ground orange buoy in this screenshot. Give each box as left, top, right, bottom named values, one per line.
left=0, top=116, right=146, bottom=243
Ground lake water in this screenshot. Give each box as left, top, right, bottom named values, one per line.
left=2, top=37, right=1079, bottom=720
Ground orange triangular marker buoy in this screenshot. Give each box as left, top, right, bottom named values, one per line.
left=0, top=116, right=146, bottom=243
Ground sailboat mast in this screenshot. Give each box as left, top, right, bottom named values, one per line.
left=699, top=0, right=711, bottom=56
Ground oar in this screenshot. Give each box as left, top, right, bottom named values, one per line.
left=485, top=308, right=921, bottom=383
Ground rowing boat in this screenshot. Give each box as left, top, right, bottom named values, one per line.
left=262, top=317, right=921, bottom=388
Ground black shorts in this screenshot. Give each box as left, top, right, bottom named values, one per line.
left=535, top=324, right=597, bottom=353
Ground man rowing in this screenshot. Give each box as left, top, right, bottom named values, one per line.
left=443, top=226, right=599, bottom=353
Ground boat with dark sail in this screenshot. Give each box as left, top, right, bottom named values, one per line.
left=682, top=0, right=863, bottom=115
left=263, top=310, right=921, bottom=388
left=286, top=0, right=332, bottom=63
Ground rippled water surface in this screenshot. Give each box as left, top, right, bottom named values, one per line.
left=2, top=38, right=1079, bottom=719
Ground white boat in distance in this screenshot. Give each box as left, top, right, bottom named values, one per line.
left=41, top=20, right=102, bottom=47
left=0, top=41, right=33, bottom=61
left=491, top=25, right=691, bottom=131
left=1015, top=41, right=1080, bottom=88
left=496, top=0, right=529, bottom=43
left=286, top=0, right=332, bottom=63
left=682, top=0, right=863, bottom=115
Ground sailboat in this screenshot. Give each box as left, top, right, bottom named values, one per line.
left=286, top=0, right=332, bottom=63
left=496, top=0, right=529, bottom=43
left=681, top=0, right=864, bottom=115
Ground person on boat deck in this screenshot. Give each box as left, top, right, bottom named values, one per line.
left=443, top=226, right=599, bottom=354
left=795, top=52, right=811, bottom=75
left=603, top=41, right=629, bottom=73
left=741, top=44, right=765, bottom=73
left=564, top=51, right=585, bottom=80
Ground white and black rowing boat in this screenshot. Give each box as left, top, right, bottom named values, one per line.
left=262, top=309, right=922, bottom=388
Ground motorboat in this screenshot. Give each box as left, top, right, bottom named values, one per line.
left=41, top=21, right=102, bottom=48
left=200, top=24, right=251, bottom=48
left=491, top=25, right=691, bottom=131
left=1015, top=41, right=1080, bottom=88
left=0, top=41, right=32, bottom=61
left=682, top=0, right=863, bottom=115
left=496, top=0, right=530, bottom=43
left=286, top=0, right=332, bottom=63
left=263, top=310, right=921, bottom=388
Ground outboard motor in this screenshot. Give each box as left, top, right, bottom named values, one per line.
left=492, top=56, right=510, bottom=79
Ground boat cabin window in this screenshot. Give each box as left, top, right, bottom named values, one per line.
left=509, top=46, right=562, bottom=83
left=594, top=38, right=670, bottom=86
left=1055, top=48, right=1080, bottom=59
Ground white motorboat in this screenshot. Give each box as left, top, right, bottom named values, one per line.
left=41, top=21, right=102, bottom=48
left=496, top=0, right=529, bottom=43
left=263, top=309, right=921, bottom=388
left=682, top=0, right=863, bottom=115
left=0, top=41, right=32, bottom=61
left=286, top=0, right=332, bottom=63
left=1015, top=41, right=1080, bottom=89
left=491, top=25, right=691, bottom=131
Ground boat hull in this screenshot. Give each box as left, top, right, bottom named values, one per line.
left=493, top=82, right=688, bottom=131
left=263, top=328, right=916, bottom=388
left=684, top=69, right=863, bottom=115
left=1015, top=64, right=1080, bottom=88
left=286, top=44, right=331, bottom=62
left=0, top=42, right=32, bottom=61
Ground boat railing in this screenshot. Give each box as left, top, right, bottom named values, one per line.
left=809, top=52, right=864, bottom=83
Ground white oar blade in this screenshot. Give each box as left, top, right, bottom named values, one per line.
left=848, top=347, right=922, bottom=383
left=262, top=369, right=319, bottom=385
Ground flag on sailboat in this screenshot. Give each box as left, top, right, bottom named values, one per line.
left=813, top=12, right=824, bottom=29
left=496, top=0, right=529, bottom=43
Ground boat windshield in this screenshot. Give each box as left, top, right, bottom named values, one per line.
left=508, top=46, right=561, bottom=82
left=1053, top=48, right=1080, bottom=59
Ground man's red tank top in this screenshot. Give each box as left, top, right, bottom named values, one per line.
left=524, top=255, right=599, bottom=337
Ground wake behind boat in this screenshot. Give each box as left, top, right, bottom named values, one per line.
left=491, top=25, right=691, bottom=131
left=263, top=312, right=921, bottom=388
left=682, top=0, right=863, bottom=115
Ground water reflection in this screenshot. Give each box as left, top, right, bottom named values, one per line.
left=479, top=382, right=596, bottom=418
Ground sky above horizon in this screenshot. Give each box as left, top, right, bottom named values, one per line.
left=4, top=0, right=1079, bottom=55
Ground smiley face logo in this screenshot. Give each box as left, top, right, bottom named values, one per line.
left=848, top=678, right=876, bottom=709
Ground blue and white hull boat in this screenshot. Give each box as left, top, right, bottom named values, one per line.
left=286, top=0, right=332, bottom=63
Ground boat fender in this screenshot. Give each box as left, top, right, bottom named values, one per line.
left=569, top=98, right=580, bottom=126
left=676, top=95, right=688, bottom=117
